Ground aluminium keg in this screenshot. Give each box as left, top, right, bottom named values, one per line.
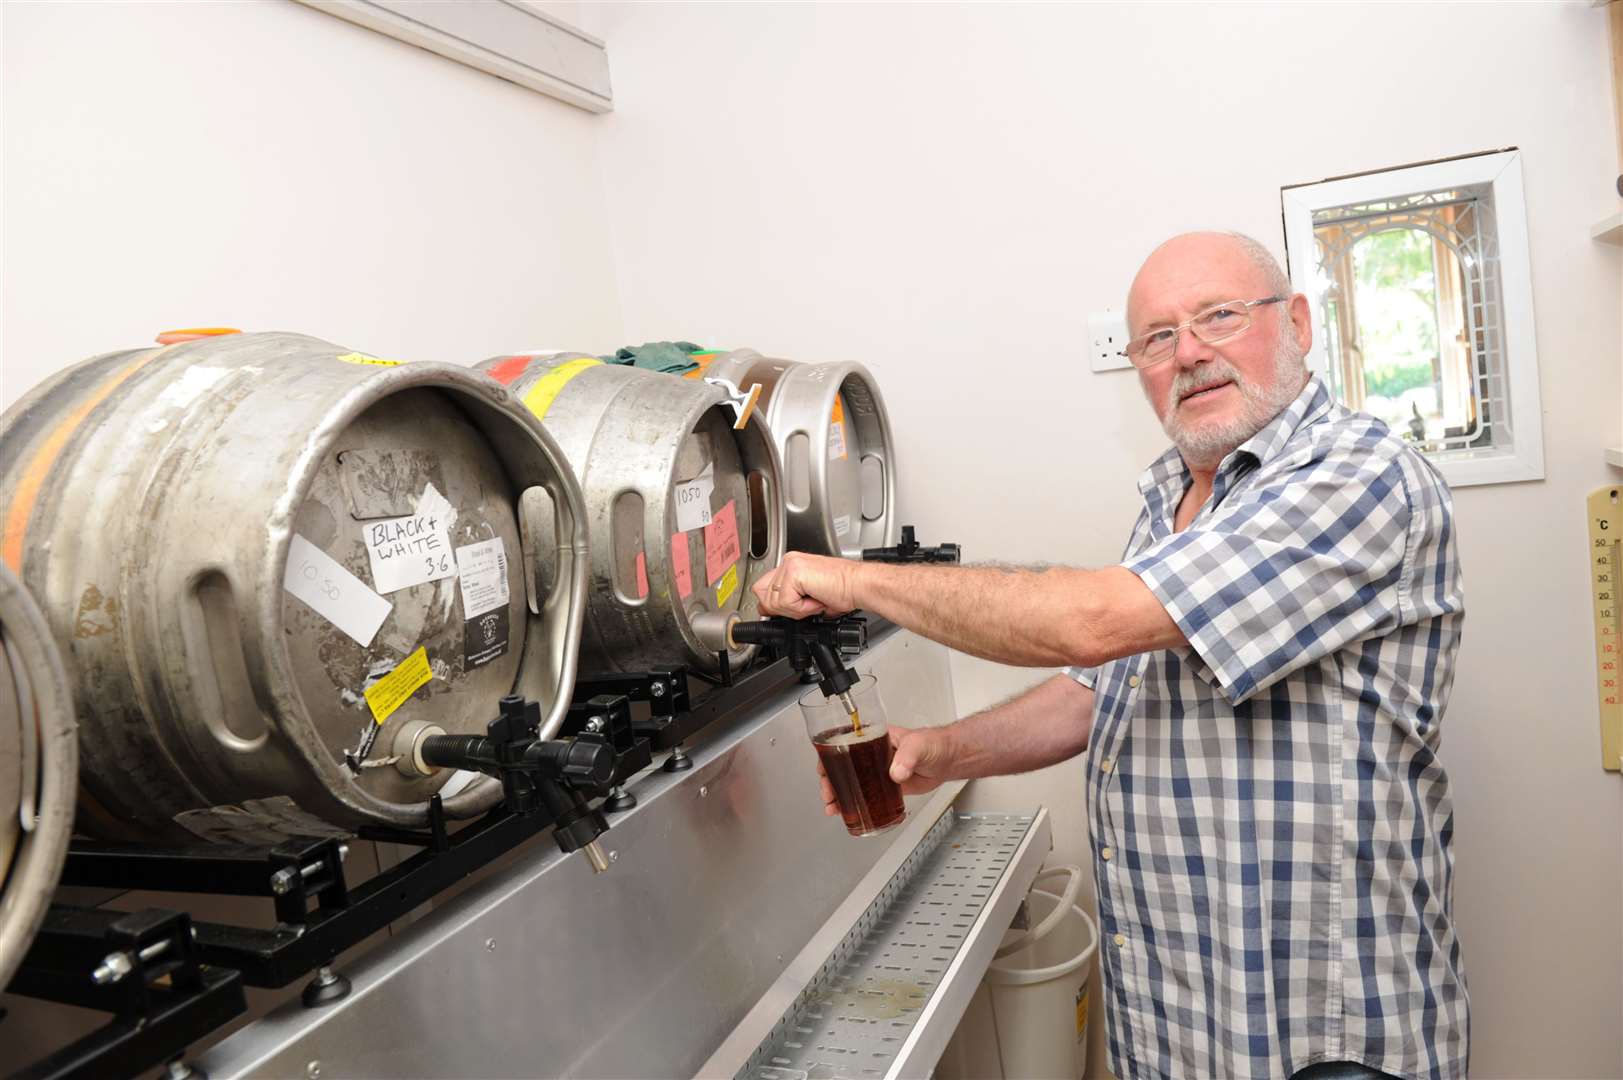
left=0, top=332, right=588, bottom=844
left=478, top=352, right=785, bottom=674
left=0, top=565, right=76, bottom=991
left=686, top=349, right=899, bottom=558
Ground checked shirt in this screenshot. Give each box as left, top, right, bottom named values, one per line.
left=1065, top=376, right=1468, bottom=1080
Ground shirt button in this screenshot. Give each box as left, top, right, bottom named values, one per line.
left=1100, top=758, right=1113, bottom=773
left=1127, top=675, right=1141, bottom=688
left=1100, top=847, right=1113, bottom=861
left=1113, top=933, right=1126, bottom=948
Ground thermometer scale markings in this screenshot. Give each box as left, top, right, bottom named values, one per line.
left=1588, top=485, right=1621, bottom=771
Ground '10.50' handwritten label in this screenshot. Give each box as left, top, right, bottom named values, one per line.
left=364, top=511, right=456, bottom=594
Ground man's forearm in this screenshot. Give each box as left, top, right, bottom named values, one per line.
left=849, top=560, right=1179, bottom=669
left=939, top=673, right=1095, bottom=778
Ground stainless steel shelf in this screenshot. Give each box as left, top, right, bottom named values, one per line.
left=735, top=809, right=1049, bottom=1080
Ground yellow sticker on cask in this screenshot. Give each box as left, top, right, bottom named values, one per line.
left=520, top=357, right=601, bottom=420
left=336, top=352, right=402, bottom=367
left=715, top=563, right=740, bottom=606
left=364, top=646, right=432, bottom=725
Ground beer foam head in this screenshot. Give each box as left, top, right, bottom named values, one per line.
left=816, top=725, right=885, bottom=748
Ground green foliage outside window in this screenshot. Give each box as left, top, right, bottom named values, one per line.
left=1348, top=228, right=1442, bottom=425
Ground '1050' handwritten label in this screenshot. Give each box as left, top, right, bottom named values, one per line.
left=673, top=463, right=715, bottom=532
left=365, top=511, right=456, bottom=594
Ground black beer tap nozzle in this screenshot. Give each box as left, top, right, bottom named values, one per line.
left=729, top=614, right=867, bottom=703
left=418, top=694, right=617, bottom=873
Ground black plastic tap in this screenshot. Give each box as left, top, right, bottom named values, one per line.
left=861, top=525, right=961, bottom=564
left=729, top=614, right=867, bottom=701
left=419, top=696, right=617, bottom=871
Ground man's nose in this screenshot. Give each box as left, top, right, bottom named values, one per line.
left=1172, top=327, right=1215, bottom=369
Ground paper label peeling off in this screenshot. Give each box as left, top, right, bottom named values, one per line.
left=365, top=510, right=456, bottom=594
left=417, top=483, right=456, bottom=531
left=336, top=352, right=401, bottom=366
left=455, top=537, right=508, bottom=618
left=156, top=365, right=230, bottom=411
left=671, top=532, right=694, bottom=600
left=716, top=563, right=740, bottom=607
left=284, top=534, right=392, bottom=646
left=829, top=395, right=848, bottom=461
left=704, top=499, right=741, bottom=586
left=674, top=462, right=715, bottom=532
left=364, top=646, right=432, bottom=725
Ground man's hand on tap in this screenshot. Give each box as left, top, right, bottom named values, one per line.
left=812, top=723, right=954, bottom=817
left=754, top=551, right=860, bottom=619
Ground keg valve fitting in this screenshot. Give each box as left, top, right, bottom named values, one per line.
left=728, top=614, right=867, bottom=707
left=861, top=525, right=961, bottom=564
left=418, top=696, right=619, bottom=873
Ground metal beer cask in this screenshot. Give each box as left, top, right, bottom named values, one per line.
left=0, top=565, right=76, bottom=990
left=0, top=332, right=588, bottom=843
left=694, top=350, right=899, bottom=558
left=479, top=352, right=785, bottom=674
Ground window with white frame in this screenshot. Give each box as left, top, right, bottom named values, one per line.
left=1282, top=149, right=1545, bottom=487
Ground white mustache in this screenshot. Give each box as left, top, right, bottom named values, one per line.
left=1172, top=365, right=1243, bottom=404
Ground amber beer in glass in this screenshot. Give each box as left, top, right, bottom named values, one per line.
left=799, top=675, right=905, bottom=837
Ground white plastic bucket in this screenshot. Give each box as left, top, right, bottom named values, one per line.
left=936, top=866, right=1099, bottom=1080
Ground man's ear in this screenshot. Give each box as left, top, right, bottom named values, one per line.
left=1287, top=293, right=1313, bottom=356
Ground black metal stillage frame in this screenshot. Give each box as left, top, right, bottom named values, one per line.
left=1, top=621, right=894, bottom=1080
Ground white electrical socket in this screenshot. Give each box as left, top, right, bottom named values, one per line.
left=1088, top=311, right=1132, bottom=373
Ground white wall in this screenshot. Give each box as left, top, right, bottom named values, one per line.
left=576, top=4, right=1623, bottom=1077
left=3, top=2, right=1620, bottom=1077
left=1, top=0, right=624, bottom=408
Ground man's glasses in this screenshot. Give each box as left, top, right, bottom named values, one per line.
left=1121, top=296, right=1287, bottom=369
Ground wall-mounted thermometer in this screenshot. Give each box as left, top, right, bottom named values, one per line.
left=1588, top=485, right=1621, bottom=771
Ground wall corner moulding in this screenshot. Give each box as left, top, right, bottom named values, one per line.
left=296, top=0, right=612, bottom=114
left=1592, top=211, right=1623, bottom=245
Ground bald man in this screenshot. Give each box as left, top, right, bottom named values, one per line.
left=754, top=232, right=1468, bottom=1080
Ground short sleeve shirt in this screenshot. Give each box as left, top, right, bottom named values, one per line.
left=1067, top=376, right=1468, bottom=1080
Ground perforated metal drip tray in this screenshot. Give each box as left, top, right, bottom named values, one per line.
left=735, top=808, right=1049, bottom=1080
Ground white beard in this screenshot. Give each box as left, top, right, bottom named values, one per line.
left=1158, top=333, right=1308, bottom=468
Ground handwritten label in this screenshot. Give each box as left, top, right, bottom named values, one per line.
left=716, top=563, right=740, bottom=607
left=671, top=532, right=694, bottom=600
left=704, top=499, right=741, bottom=586
left=336, top=352, right=401, bottom=367
left=635, top=550, right=650, bottom=598
left=364, top=511, right=455, bottom=595
left=828, top=395, right=848, bottom=461
left=364, top=646, right=432, bottom=725
left=674, top=462, right=715, bottom=532
left=455, top=537, right=509, bottom=618
left=284, top=534, right=391, bottom=646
